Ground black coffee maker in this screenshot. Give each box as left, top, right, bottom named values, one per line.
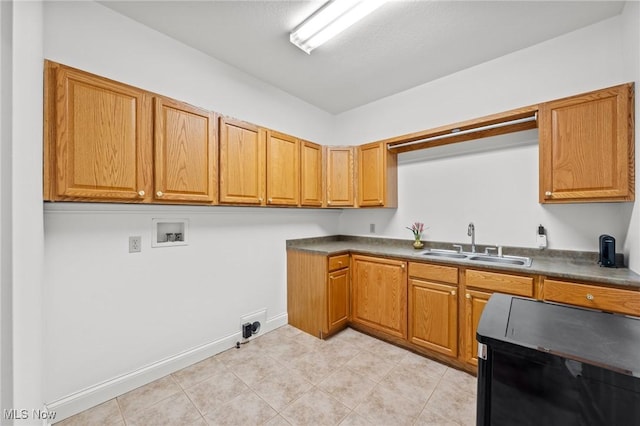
left=599, top=234, right=616, bottom=268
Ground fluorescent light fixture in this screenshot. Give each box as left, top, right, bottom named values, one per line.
left=290, top=0, right=387, bottom=54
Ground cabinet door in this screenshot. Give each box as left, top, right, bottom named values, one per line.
left=326, top=147, right=355, bottom=207
left=50, top=64, right=152, bottom=201
left=539, top=83, right=634, bottom=203
left=300, top=140, right=323, bottom=207
left=219, top=117, right=265, bottom=204
left=463, top=289, right=491, bottom=366
left=409, top=278, right=458, bottom=357
left=351, top=255, right=407, bottom=339
left=266, top=131, right=299, bottom=206
left=358, top=142, right=398, bottom=207
left=543, top=279, right=640, bottom=317
left=327, top=268, right=349, bottom=334
left=154, top=97, right=217, bottom=203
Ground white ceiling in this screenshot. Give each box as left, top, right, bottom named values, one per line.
left=99, top=1, right=625, bottom=114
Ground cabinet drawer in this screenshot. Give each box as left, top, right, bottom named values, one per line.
left=328, top=254, right=350, bottom=271
left=409, top=262, right=458, bottom=284
left=544, top=279, right=640, bottom=317
left=466, top=269, right=533, bottom=297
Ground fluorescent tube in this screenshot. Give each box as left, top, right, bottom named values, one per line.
left=290, top=0, right=387, bottom=54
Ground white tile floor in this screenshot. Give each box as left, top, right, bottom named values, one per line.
left=55, top=326, right=477, bottom=426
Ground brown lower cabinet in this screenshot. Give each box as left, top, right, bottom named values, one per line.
left=408, top=263, right=458, bottom=357
left=327, top=266, right=350, bottom=332
left=288, top=250, right=639, bottom=375
left=287, top=250, right=349, bottom=338
left=543, top=278, right=640, bottom=316
left=462, top=289, right=491, bottom=366
left=462, top=268, right=535, bottom=367
left=351, top=255, right=407, bottom=339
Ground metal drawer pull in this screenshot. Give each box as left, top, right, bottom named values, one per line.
left=586, top=293, right=594, bottom=301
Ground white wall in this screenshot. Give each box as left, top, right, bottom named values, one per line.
left=44, top=1, right=334, bottom=143
left=336, top=11, right=638, bottom=260
left=44, top=205, right=338, bottom=408
left=1, top=0, right=46, bottom=424
left=621, top=1, right=640, bottom=271
left=0, top=0, right=13, bottom=419
left=42, top=1, right=339, bottom=418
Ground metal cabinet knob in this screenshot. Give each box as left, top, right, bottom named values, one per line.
left=465, top=293, right=471, bottom=299
left=138, top=190, right=145, bottom=197
left=379, top=200, right=383, bottom=205
left=327, top=200, right=332, bottom=205
left=586, top=293, right=594, bottom=301
left=401, top=264, right=405, bottom=269
left=258, top=197, right=263, bottom=202
left=545, top=191, right=552, bottom=197
left=338, top=261, right=342, bottom=265
left=451, top=290, right=456, bottom=296
left=268, top=198, right=273, bottom=203
left=156, top=191, right=164, bottom=197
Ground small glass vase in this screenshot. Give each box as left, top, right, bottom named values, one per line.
left=413, top=239, right=424, bottom=249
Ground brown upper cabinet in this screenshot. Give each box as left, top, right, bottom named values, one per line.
left=44, top=61, right=153, bottom=202
left=266, top=130, right=300, bottom=206
left=218, top=117, right=266, bottom=205
left=358, top=142, right=398, bottom=207
left=154, top=97, right=217, bottom=203
left=539, top=83, right=635, bottom=203
left=326, top=146, right=355, bottom=207
left=300, top=140, right=324, bottom=207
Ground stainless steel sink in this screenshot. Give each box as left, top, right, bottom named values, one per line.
left=468, top=255, right=532, bottom=267
left=421, top=249, right=532, bottom=267
left=422, top=249, right=468, bottom=259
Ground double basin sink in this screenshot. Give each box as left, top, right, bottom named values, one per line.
left=421, top=249, right=532, bottom=267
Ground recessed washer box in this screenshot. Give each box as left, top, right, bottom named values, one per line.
left=152, top=218, right=189, bottom=248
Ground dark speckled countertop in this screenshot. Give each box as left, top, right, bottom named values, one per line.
left=286, top=235, right=640, bottom=289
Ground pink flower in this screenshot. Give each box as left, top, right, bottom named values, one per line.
left=406, top=222, right=426, bottom=239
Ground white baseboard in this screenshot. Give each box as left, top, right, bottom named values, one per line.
left=46, top=313, right=288, bottom=424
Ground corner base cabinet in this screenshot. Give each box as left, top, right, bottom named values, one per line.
left=287, top=250, right=349, bottom=339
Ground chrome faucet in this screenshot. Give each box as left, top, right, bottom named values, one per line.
left=467, top=222, right=476, bottom=253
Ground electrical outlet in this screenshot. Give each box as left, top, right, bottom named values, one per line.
left=242, top=322, right=253, bottom=339
left=240, top=309, right=266, bottom=340
left=370, top=223, right=376, bottom=233
left=129, top=236, right=141, bottom=253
